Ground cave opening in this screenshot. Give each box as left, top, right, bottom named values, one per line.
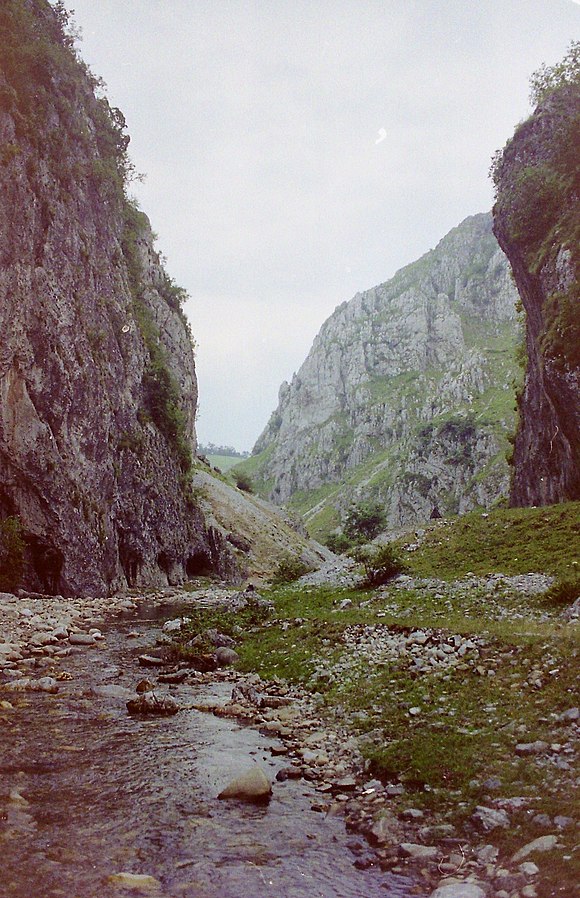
left=185, top=551, right=213, bottom=577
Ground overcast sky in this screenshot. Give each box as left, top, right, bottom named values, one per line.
left=64, top=0, right=579, bottom=451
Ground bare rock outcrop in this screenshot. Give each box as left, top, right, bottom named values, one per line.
left=492, top=77, right=580, bottom=506
left=0, top=0, right=238, bottom=593
left=245, top=213, right=520, bottom=535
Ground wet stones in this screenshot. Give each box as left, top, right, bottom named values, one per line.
left=158, top=670, right=189, bottom=684
left=2, top=676, right=59, bottom=693
left=126, top=691, right=179, bottom=716
left=398, top=843, right=438, bottom=860
left=185, top=653, right=219, bottom=673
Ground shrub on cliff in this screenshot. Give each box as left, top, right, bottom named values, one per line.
left=529, top=40, right=580, bottom=105
left=0, top=517, right=25, bottom=592
left=491, top=43, right=580, bottom=373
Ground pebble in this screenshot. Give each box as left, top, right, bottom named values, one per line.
left=69, top=633, right=97, bottom=646
left=137, top=654, right=166, bottom=667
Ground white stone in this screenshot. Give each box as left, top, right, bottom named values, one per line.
left=429, top=883, right=485, bottom=898
left=512, top=835, right=558, bottom=862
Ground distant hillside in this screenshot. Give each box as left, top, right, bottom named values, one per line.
left=207, top=455, right=244, bottom=473
left=238, top=213, right=521, bottom=541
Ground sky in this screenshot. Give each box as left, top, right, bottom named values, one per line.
left=63, top=0, right=579, bottom=451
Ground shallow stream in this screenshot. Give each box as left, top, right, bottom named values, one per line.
left=0, top=600, right=418, bottom=898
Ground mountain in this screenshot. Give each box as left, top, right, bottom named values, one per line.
left=492, top=52, right=580, bottom=506
left=0, top=0, right=325, bottom=594
left=241, top=213, right=521, bottom=540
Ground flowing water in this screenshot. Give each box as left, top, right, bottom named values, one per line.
left=0, top=601, right=419, bottom=898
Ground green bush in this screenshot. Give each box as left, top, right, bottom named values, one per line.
left=269, top=554, right=312, bottom=586
left=326, top=531, right=352, bottom=554
left=0, top=517, right=25, bottom=592
left=543, top=577, right=580, bottom=607
left=234, top=472, right=254, bottom=493
left=343, top=499, right=386, bottom=543
left=352, top=542, right=408, bottom=588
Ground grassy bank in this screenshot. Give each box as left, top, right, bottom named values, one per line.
left=173, top=502, right=579, bottom=895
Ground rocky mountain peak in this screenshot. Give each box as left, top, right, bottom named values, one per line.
left=246, top=212, right=520, bottom=539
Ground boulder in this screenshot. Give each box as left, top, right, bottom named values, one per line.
left=215, top=647, right=239, bottom=667
left=515, top=740, right=549, bottom=755
left=27, top=677, right=59, bottom=693
left=512, top=834, right=558, bottom=862
left=217, top=765, right=272, bottom=803
left=204, top=628, right=236, bottom=648
left=472, top=805, right=510, bottom=831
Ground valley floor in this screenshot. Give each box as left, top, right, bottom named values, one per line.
left=0, top=503, right=578, bottom=898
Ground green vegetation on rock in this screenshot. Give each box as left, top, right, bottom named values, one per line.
left=122, top=200, right=192, bottom=474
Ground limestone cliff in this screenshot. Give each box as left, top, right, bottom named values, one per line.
left=0, top=0, right=240, bottom=594
left=492, top=71, right=580, bottom=506
left=243, top=213, right=520, bottom=538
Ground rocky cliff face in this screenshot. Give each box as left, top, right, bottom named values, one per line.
left=492, top=79, right=580, bottom=506
left=0, top=0, right=240, bottom=594
left=246, top=213, right=520, bottom=537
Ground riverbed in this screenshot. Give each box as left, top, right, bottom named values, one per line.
left=0, top=597, right=419, bottom=898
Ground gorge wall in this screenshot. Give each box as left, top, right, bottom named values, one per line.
left=0, top=0, right=239, bottom=595
left=243, top=213, right=521, bottom=538
left=492, top=74, right=580, bottom=506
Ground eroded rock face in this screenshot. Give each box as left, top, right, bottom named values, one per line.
left=250, top=213, right=519, bottom=530
left=0, top=1, right=238, bottom=594
left=493, top=83, right=580, bottom=506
